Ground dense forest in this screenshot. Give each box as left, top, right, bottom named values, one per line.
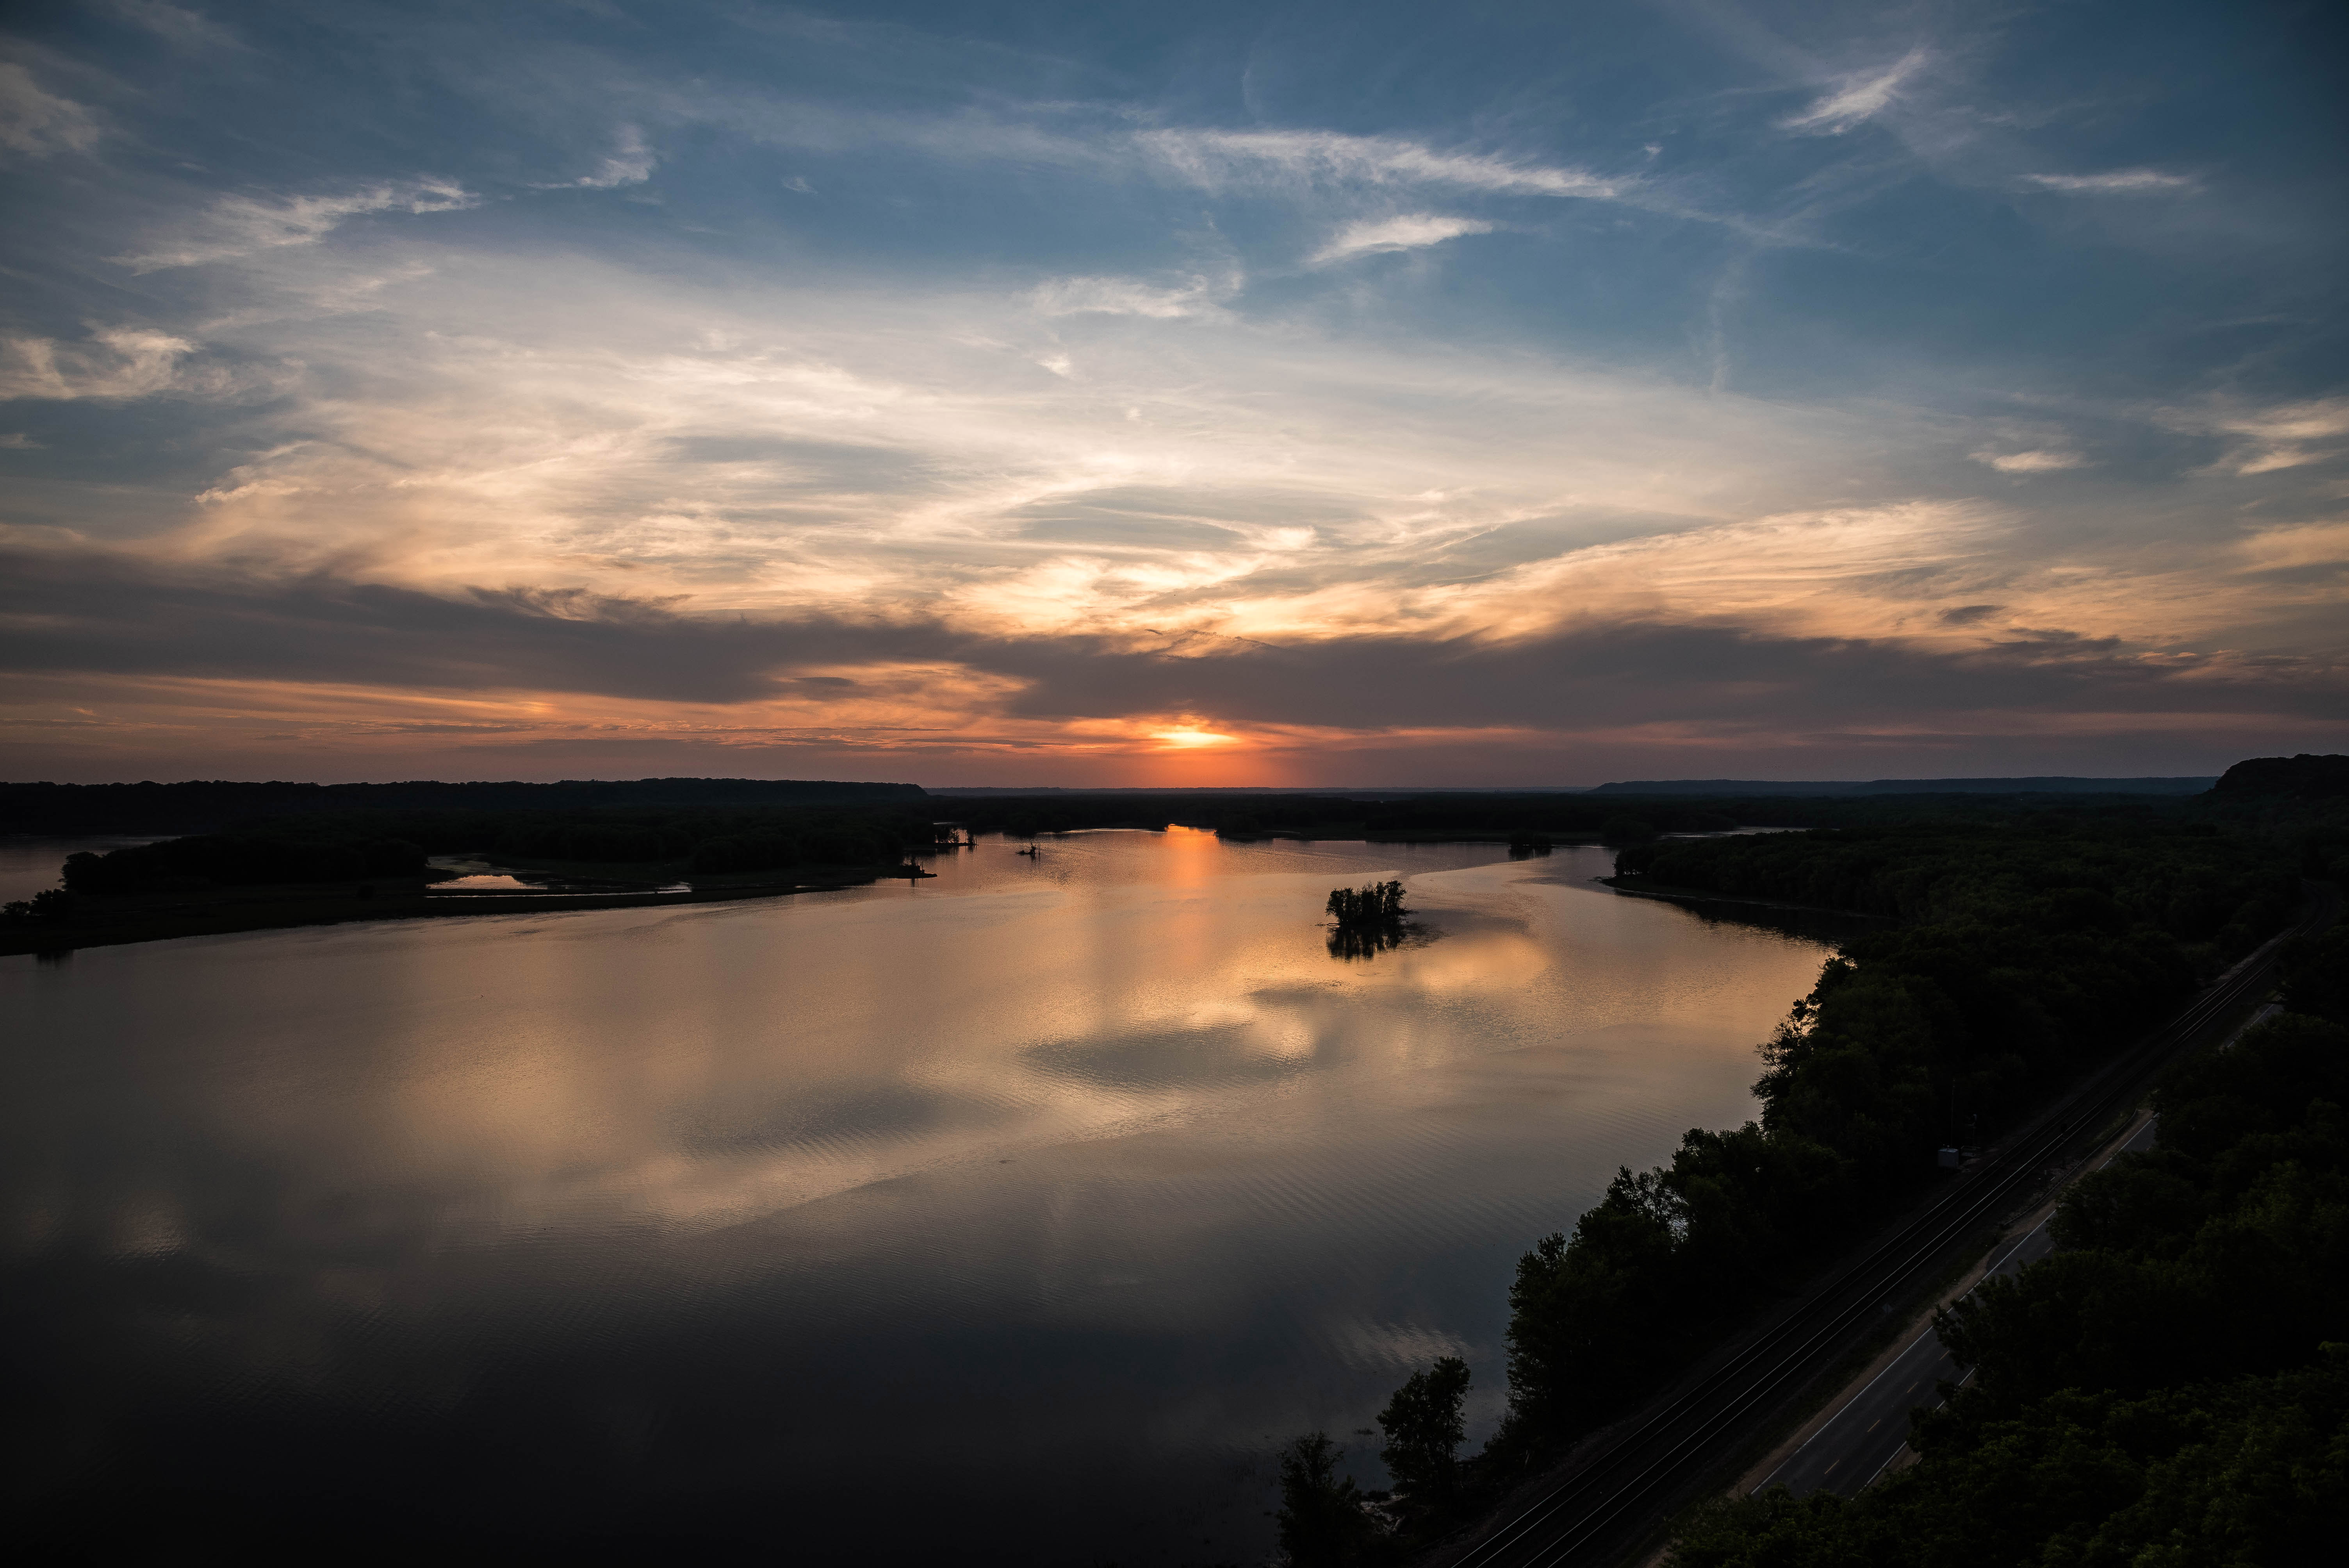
left=20, top=784, right=2228, bottom=910
left=932, top=791, right=1731, bottom=841
left=45, top=801, right=950, bottom=896
left=1588, top=775, right=2218, bottom=797
left=930, top=789, right=2229, bottom=844
left=1277, top=755, right=2345, bottom=1563
left=1671, top=919, right=2349, bottom=1566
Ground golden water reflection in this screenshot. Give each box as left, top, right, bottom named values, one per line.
left=2, top=832, right=1849, bottom=1563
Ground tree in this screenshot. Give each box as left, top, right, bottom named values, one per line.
left=1326, top=880, right=1406, bottom=926
left=1277, top=1432, right=1378, bottom=1566
left=1378, top=1357, right=1470, bottom=1506
left=0, top=889, right=73, bottom=925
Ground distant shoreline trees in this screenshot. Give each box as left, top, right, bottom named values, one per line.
left=50, top=803, right=945, bottom=896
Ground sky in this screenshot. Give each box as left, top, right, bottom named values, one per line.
left=0, top=0, right=2343, bottom=786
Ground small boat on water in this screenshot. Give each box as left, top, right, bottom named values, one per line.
left=1015, top=845, right=1040, bottom=857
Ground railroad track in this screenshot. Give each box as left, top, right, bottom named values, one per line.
left=1448, top=881, right=2338, bottom=1568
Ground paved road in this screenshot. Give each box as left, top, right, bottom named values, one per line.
left=1754, top=1112, right=2164, bottom=1497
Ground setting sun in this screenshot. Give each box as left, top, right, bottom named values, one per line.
left=1150, top=727, right=1238, bottom=749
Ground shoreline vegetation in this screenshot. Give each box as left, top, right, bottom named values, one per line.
left=5, top=777, right=2305, bottom=958
left=0, top=798, right=956, bottom=957
left=1274, top=754, right=2349, bottom=1566
left=1671, top=923, right=2349, bottom=1565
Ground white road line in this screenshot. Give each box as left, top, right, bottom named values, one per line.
left=1754, top=1334, right=1945, bottom=1489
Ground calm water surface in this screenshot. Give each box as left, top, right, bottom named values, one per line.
left=2, top=831, right=1841, bottom=1562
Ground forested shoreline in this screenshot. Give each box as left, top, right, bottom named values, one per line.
left=1277, top=755, right=2347, bottom=1566
left=50, top=802, right=950, bottom=893
left=0, top=800, right=959, bottom=952
left=1673, top=916, right=2349, bottom=1565
left=9, top=780, right=2241, bottom=952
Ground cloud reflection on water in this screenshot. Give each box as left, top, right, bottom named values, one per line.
left=2, top=833, right=1852, bottom=1561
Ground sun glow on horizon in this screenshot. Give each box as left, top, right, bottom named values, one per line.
left=1150, top=726, right=1239, bottom=749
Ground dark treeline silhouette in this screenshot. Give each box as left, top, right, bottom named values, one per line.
left=2208, top=749, right=2349, bottom=800
left=1589, top=775, right=2219, bottom=796
left=0, top=887, right=73, bottom=925
left=50, top=803, right=948, bottom=896
left=1615, top=817, right=2303, bottom=959
left=0, top=777, right=925, bottom=835
left=944, top=792, right=1747, bottom=841
left=1278, top=756, right=2346, bottom=1561
left=15, top=777, right=2275, bottom=844
left=1673, top=919, right=2349, bottom=1565
left=947, top=787, right=2303, bottom=845
left=61, top=834, right=429, bottom=894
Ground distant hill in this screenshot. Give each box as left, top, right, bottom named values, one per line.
left=2210, top=754, right=2349, bottom=798
left=0, top=777, right=926, bottom=835
left=1586, top=775, right=2219, bottom=797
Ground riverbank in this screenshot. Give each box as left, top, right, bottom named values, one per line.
left=1598, top=874, right=1894, bottom=921
left=0, top=863, right=927, bottom=957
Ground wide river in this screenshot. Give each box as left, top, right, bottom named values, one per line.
left=2, top=830, right=1842, bottom=1563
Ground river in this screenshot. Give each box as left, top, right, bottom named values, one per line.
left=1, top=829, right=1843, bottom=1563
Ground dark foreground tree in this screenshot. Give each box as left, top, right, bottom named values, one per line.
left=1379, top=1357, right=1470, bottom=1507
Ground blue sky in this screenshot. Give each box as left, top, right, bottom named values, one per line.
left=1, top=0, right=2343, bottom=783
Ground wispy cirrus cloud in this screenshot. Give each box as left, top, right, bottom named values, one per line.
left=2021, top=169, right=2196, bottom=195
left=2167, top=397, right=2349, bottom=476
left=0, top=327, right=196, bottom=401
left=1970, top=447, right=2087, bottom=474
left=1309, top=214, right=1492, bottom=265
left=118, top=178, right=478, bottom=271
left=102, top=0, right=245, bottom=52
left=563, top=126, right=657, bottom=189
left=1030, top=274, right=1227, bottom=319
left=693, top=102, right=1627, bottom=219
left=1137, top=127, right=1618, bottom=200
left=1777, top=48, right=1928, bottom=135
left=0, top=61, right=100, bottom=158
